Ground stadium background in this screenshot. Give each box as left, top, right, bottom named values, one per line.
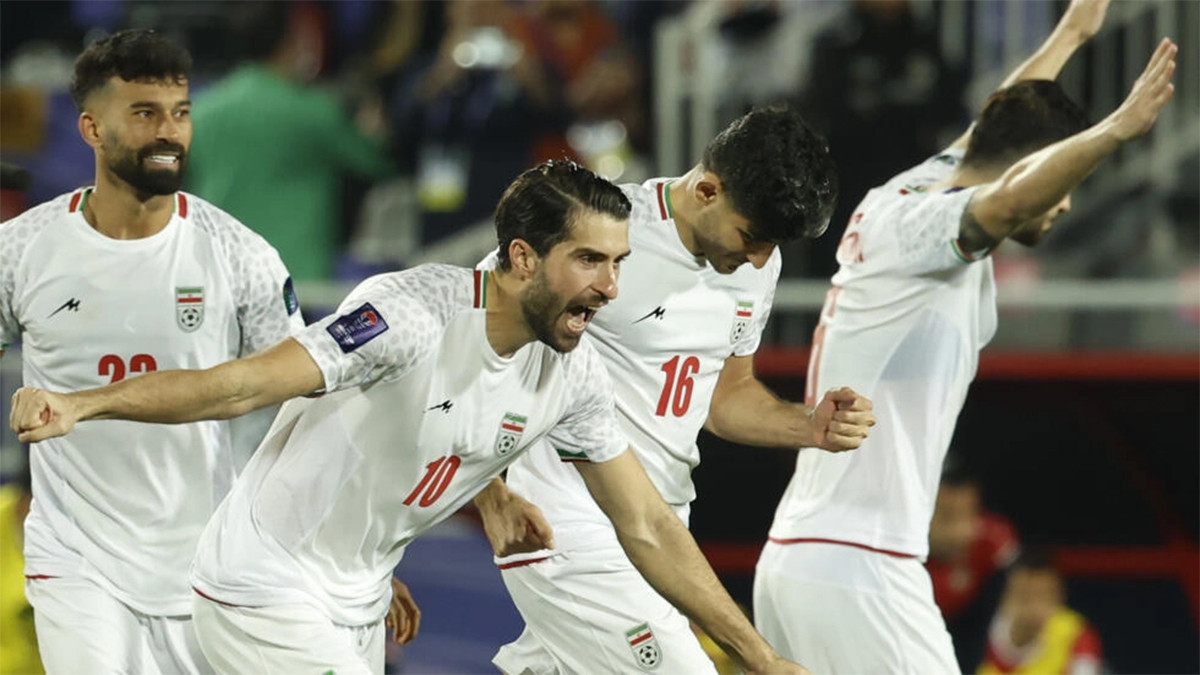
left=0, top=1, right=1195, bottom=673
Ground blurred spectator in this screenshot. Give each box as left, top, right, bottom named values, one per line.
left=927, top=461, right=1021, bottom=670
left=186, top=1, right=392, bottom=282
left=0, top=465, right=41, bottom=675
left=795, top=0, right=967, bottom=279
left=978, top=548, right=1104, bottom=675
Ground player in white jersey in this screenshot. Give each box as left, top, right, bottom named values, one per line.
left=755, top=1, right=1178, bottom=671
left=470, top=107, right=876, bottom=674
left=0, top=30, right=319, bottom=674
left=12, top=161, right=810, bottom=675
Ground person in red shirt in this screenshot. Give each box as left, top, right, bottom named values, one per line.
left=927, top=463, right=1021, bottom=668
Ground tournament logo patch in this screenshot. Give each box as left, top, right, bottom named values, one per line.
left=625, top=622, right=661, bottom=670
left=326, top=302, right=389, bottom=353
left=730, top=299, right=753, bottom=343
left=282, top=277, right=300, bottom=316
left=493, top=412, right=526, bottom=456
left=176, top=287, right=205, bottom=332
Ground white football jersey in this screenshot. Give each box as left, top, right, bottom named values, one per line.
left=767, top=150, right=997, bottom=559
left=190, top=265, right=627, bottom=626
left=0, top=188, right=303, bottom=615
left=488, top=179, right=780, bottom=555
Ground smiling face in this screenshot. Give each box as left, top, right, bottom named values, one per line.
left=82, top=77, right=192, bottom=197
left=692, top=196, right=777, bottom=275
left=519, top=209, right=630, bottom=353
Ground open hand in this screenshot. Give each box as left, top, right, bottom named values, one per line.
left=1108, top=38, right=1177, bottom=142
left=385, top=577, right=421, bottom=645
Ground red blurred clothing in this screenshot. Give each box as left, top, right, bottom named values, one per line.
left=928, top=513, right=1020, bottom=620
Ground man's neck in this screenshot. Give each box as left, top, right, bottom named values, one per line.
left=84, top=168, right=175, bottom=240
left=484, top=269, right=535, bottom=358
left=930, top=164, right=1002, bottom=193
left=666, top=167, right=705, bottom=257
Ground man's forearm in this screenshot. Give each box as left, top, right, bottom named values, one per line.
left=73, top=363, right=254, bottom=424
left=997, top=22, right=1088, bottom=90
left=617, top=506, right=778, bottom=671
left=706, top=378, right=812, bottom=448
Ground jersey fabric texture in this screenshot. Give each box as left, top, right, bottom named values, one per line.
left=767, top=149, right=994, bottom=559
left=0, top=189, right=302, bottom=616
left=495, top=178, right=779, bottom=558
left=190, top=264, right=626, bottom=627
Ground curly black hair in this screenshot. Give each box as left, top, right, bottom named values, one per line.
left=495, top=160, right=632, bottom=271
left=701, top=105, right=838, bottom=241
left=963, top=80, right=1089, bottom=171
left=69, top=29, right=192, bottom=112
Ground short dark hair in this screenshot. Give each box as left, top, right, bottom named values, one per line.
left=494, top=160, right=632, bottom=271
left=70, top=29, right=192, bottom=112
left=701, top=105, right=838, bottom=241
left=963, top=80, right=1089, bottom=171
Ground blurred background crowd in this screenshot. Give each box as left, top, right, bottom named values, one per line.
left=0, top=1, right=1196, bottom=673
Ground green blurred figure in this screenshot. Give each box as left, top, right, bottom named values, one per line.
left=188, top=2, right=392, bottom=282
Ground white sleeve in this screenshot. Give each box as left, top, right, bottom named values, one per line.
left=544, top=342, right=628, bottom=464
left=0, top=216, right=36, bottom=349
left=861, top=186, right=983, bottom=278
left=233, top=236, right=306, bottom=356
left=293, top=275, right=441, bottom=393
left=732, top=257, right=780, bottom=357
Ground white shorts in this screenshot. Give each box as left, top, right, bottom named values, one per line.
left=753, top=540, right=959, bottom=675
left=494, top=546, right=718, bottom=675
left=192, top=592, right=384, bottom=675
left=26, top=575, right=212, bottom=674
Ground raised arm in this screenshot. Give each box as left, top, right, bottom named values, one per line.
left=948, top=0, right=1111, bottom=151
left=10, top=337, right=324, bottom=443
left=966, top=38, right=1177, bottom=240
left=705, top=354, right=873, bottom=451
left=575, top=449, right=808, bottom=675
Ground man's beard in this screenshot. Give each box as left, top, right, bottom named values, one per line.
left=521, top=268, right=577, bottom=353
left=107, top=141, right=187, bottom=197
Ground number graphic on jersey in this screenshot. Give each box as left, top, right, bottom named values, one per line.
left=403, top=455, right=462, bottom=508
left=655, top=355, right=700, bottom=417
left=804, top=287, right=841, bottom=407
left=98, top=354, right=158, bottom=384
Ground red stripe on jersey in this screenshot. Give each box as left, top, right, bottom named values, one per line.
left=768, top=536, right=917, bottom=559
left=68, top=191, right=82, bottom=212
left=193, top=587, right=251, bottom=607
left=736, top=310, right=752, bottom=318
left=630, top=633, right=653, bottom=646
left=656, top=182, right=668, bottom=220
left=501, top=423, right=522, bottom=432
left=559, top=457, right=591, bottom=463
left=497, top=556, right=551, bottom=570
left=24, top=574, right=57, bottom=580
left=177, top=193, right=188, bottom=218
left=473, top=270, right=487, bottom=308
left=177, top=297, right=203, bottom=303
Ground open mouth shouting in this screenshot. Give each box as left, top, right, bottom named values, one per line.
left=563, top=304, right=602, bottom=336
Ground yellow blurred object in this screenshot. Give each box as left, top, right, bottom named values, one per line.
left=0, top=484, right=42, bottom=674
left=0, top=89, right=47, bottom=153
left=691, top=620, right=740, bottom=674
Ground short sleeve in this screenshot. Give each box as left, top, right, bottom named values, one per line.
left=0, top=213, right=41, bottom=349
left=544, top=341, right=628, bottom=464
left=732, top=255, right=781, bottom=357
left=233, top=234, right=306, bottom=356
left=863, top=185, right=982, bottom=278
left=293, top=273, right=441, bottom=393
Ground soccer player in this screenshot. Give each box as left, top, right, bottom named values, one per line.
left=754, top=0, right=1177, bottom=671
left=472, top=106, right=877, bottom=674
left=11, top=161, right=809, bottom=675
left=0, top=30, right=314, bottom=673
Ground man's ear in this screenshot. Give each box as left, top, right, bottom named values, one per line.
left=696, top=173, right=721, bottom=206
left=508, top=239, right=539, bottom=280
left=78, top=111, right=102, bottom=150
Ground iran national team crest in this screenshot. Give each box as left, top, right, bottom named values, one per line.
left=626, top=622, right=661, bottom=670
left=176, top=287, right=205, bottom=332
left=730, top=299, right=754, bottom=343
left=494, top=412, right=526, bottom=456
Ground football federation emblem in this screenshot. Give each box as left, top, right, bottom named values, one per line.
left=730, top=299, right=753, bottom=343
left=625, top=622, right=661, bottom=670
left=176, top=287, right=205, bottom=332
left=494, top=412, right=527, bottom=456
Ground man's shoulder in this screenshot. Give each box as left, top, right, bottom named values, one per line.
left=1, top=191, right=77, bottom=254
left=354, top=264, right=473, bottom=325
